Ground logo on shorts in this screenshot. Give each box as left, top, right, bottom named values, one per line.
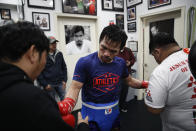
left=93, top=72, right=119, bottom=93
left=105, top=108, right=112, bottom=115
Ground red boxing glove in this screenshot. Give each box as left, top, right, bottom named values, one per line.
left=62, top=114, right=75, bottom=128
left=58, top=97, right=76, bottom=116
left=141, top=81, right=149, bottom=89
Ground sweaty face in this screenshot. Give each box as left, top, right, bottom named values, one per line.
left=74, top=31, right=84, bottom=47
left=98, top=37, right=121, bottom=63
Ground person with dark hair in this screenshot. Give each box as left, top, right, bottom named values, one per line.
left=145, top=32, right=196, bottom=131
left=37, top=36, right=67, bottom=101
left=117, top=46, right=135, bottom=113
left=58, top=25, right=148, bottom=131
left=0, top=21, right=89, bottom=130
left=66, top=25, right=92, bottom=55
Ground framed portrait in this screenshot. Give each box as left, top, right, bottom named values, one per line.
left=126, top=0, right=142, bottom=8
left=27, top=0, right=55, bottom=9
left=127, top=22, right=136, bottom=32
left=0, top=9, right=11, bottom=20
left=32, top=12, right=50, bottom=31
left=113, top=0, right=124, bottom=12
left=62, top=0, right=97, bottom=15
left=116, top=14, right=124, bottom=30
left=127, top=41, right=138, bottom=52
left=148, top=0, right=171, bottom=10
left=102, top=0, right=113, bottom=11
left=64, top=25, right=92, bottom=55
left=127, top=6, right=136, bottom=21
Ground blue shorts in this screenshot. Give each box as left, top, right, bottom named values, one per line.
left=81, top=101, right=120, bottom=131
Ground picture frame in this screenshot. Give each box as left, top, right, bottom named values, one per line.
left=148, top=0, right=171, bottom=10
left=126, top=0, right=142, bottom=8
left=127, top=41, right=138, bottom=52
left=102, top=0, right=113, bottom=11
left=113, top=0, right=124, bottom=12
left=62, top=0, right=97, bottom=15
left=0, top=9, right=11, bottom=20
left=127, top=22, right=136, bottom=32
left=116, top=14, right=124, bottom=30
left=27, top=0, right=55, bottom=10
left=127, top=6, right=136, bottom=21
left=32, top=12, right=50, bottom=31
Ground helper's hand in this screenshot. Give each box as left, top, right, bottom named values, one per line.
left=58, top=97, right=76, bottom=116
left=77, top=112, right=89, bottom=125
left=45, top=84, right=52, bottom=91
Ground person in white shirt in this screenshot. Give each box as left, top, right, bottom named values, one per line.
left=144, top=32, right=196, bottom=131
left=66, top=25, right=92, bottom=55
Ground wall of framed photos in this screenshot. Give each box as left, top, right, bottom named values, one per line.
left=0, top=0, right=196, bottom=101
left=1, top=0, right=196, bottom=40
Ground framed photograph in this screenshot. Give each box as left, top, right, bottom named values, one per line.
left=65, top=25, right=92, bottom=55
left=32, top=12, right=50, bottom=31
left=0, top=9, right=11, bottom=20
left=127, top=6, right=136, bottom=21
left=127, top=41, right=138, bottom=52
left=62, top=0, right=97, bottom=15
left=148, top=0, right=171, bottom=10
left=102, top=0, right=113, bottom=11
left=113, top=0, right=124, bottom=12
left=27, top=0, right=54, bottom=9
left=126, top=0, right=142, bottom=8
left=116, top=14, right=124, bottom=30
left=127, top=22, right=136, bottom=32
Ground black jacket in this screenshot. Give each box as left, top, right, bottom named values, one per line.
left=37, top=50, right=67, bottom=88
left=0, top=62, right=89, bottom=130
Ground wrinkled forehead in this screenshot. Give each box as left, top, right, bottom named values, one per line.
left=102, top=36, right=121, bottom=49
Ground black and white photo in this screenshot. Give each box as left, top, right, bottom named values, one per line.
left=28, top=0, right=55, bottom=9
left=65, top=25, right=92, bottom=55
left=113, top=0, right=124, bottom=12
left=102, top=0, right=113, bottom=10
left=126, top=0, right=142, bottom=8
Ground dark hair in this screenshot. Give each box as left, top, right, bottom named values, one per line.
left=99, top=25, right=127, bottom=50
left=73, top=25, right=84, bottom=35
left=189, top=40, right=196, bottom=79
left=0, top=21, right=49, bottom=62
left=149, top=32, right=178, bottom=54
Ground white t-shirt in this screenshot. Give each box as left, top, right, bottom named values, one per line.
left=66, top=39, right=92, bottom=55
left=145, top=49, right=196, bottom=131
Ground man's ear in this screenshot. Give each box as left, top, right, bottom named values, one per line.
left=26, top=45, right=38, bottom=64
left=153, top=48, right=161, bottom=56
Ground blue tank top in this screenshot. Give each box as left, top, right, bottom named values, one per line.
left=73, top=52, right=129, bottom=103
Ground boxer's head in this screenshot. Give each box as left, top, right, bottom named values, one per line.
left=189, top=41, right=196, bottom=79
left=98, top=25, right=127, bottom=63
